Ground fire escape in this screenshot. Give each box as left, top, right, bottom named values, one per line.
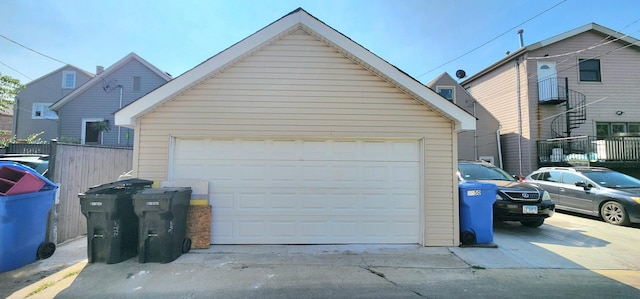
left=538, top=77, right=587, bottom=138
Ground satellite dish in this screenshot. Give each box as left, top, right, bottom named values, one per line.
left=455, top=69, right=466, bottom=79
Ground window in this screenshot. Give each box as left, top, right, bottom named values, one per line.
left=32, top=103, right=58, bottom=119
left=537, top=171, right=561, bottom=183
left=82, top=118, right=107, bottom=145
left=578, top=59, right=601, bottom=82
left=562, top=173, right=584, bottom=186
left=597, top=122, right=640, bottom=137
left=133, top=76, right=141, bottom=92
left=62, top=71, right=76, bottom=89
left=436, top=86, right=454, bottom=101
left=611, top=123, right=626, bottom=135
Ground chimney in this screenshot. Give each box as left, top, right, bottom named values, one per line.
left=96, top=65, right=104, bottom=74
left=517, top=29, right=524, bottom=48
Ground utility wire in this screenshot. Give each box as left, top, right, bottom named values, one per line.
left=0, top=60, right=33, bottom=81
left=416, top=0, right=567, bottom=79
left=527, top=27, right=640, bottom=60
left=0, top=33, right=68, bottom=65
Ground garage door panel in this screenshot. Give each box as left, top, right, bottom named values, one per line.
left=173, top=139, right=421, bottom=244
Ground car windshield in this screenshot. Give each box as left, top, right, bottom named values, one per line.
left=583, top=171, right=640, bottom=189
left=458, top=163, right=515, bottom=181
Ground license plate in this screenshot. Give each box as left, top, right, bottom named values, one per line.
left=523, top=205, right=538, bottom=214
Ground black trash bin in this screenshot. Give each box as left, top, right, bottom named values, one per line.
left=134, top=187, right=192, bottom=263
left=79, top=179, right=153, bottom=264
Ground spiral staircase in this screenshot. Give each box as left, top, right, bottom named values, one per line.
left=538, top=77, right=587, bottom=138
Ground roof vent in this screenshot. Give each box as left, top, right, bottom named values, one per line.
left=517, top=29, right=524, bottom=48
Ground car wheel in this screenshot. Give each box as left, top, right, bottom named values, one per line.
left=520, top=218, right=544, bottom=227
left=600, top=201, right=630, bottom=226
left=182, top=238, right=192, bottom=253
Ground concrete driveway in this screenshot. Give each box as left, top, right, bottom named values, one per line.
left=2, top=212, right=639, bottom=298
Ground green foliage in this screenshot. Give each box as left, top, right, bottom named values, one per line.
left=0, top=73, right=23, bottom=110
left=58, top=136, right=81, bottom=144
left=0, top=131, right=47, bottom=148
left=90, top=120, right=111, bottom=132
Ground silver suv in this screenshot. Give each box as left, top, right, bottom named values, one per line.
left=525, top=167, right=640, bottom=226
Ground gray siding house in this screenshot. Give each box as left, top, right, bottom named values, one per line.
left=427, top=72, right=501, bottom=166
left=116, top=8, right=476, bottom=246
left=462, top=23, right=640, bottom=177
left=13, top=65, right=93, bottom=141
left=51, top=53, right=171, bottom=146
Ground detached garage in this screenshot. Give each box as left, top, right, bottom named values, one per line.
left=115, top=8, right=475, bottom=246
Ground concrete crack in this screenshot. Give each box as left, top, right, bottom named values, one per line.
left=363, top=266, right=427, bottom=298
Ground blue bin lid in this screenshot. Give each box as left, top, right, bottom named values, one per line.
left=0, top=161, right=58, bottom=191
left=459, top=180, right=497, bottom=191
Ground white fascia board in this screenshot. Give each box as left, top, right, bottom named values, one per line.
left=117, top=9, right=475, bottom=131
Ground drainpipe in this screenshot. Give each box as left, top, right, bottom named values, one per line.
left=473, top=101, right=478, bottom=160
left=497, top=125, right=504, bottom=169
left=118, top=85, right=123, bottom=144
left=515, top=58, right=523, bottom=176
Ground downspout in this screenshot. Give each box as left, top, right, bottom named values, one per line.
left=118, top=85, right=123, bottom=144
left=497, top=125, right=504, bottom=169
left=515, top=58, right=523, bottom=176
left=13, top=97, right=19, bottom=137
left=473, top=101, right=478, bottom=160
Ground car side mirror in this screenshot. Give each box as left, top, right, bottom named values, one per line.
left=575, top=181, right=591, bottom=190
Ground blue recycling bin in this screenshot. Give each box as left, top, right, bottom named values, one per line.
left=0, top=162, right=58, bottom=272
left=459, top=181, right=497, bottom=245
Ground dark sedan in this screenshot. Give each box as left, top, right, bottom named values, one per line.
left=458, top=161, right=555, bottom=227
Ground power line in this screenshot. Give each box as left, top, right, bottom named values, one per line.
left=0, top=60, right=33, bottom=81
left=416, top=0, right=567, bottom=79
left=527, top=27, right=640, bottom=60
left=0, top=33, right=68, bottom=65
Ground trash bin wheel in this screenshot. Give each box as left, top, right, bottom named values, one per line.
left=37, top=242, right=56, bottom=260
left=461, top=231, right=476, bottom=245
left=182, top=238, right=192, bottom=253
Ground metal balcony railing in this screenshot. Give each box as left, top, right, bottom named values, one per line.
left=537, top=136, right=640, bottom=163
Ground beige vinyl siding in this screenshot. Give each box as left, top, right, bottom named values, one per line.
left=464, top=60, right=534, bottom=175
left=530, top=31, right=640, bottom=138
left=134, top=29, right=458, bottom=246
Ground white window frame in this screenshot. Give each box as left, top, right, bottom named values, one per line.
left=32, top=103, right=58, bottom=119
left=436, top=86, right=455, bottom=101
left=62, top=71, right=77, bottom=89
left=81, top=118, right=105, bottom=145
left=479, top=156, right=495, bottom=165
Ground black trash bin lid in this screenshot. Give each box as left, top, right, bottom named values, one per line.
left=84, top=178, right=154, bottom=194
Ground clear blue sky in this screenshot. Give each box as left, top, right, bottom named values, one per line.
left=1, top=0, right=638, bottom=85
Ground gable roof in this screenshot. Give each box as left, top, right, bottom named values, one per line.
left=463, top=23, right=640, bottom=84
left=50, top=53, right=171, bottom=111
left=24, top=64, right=94, bottom=87
left=115, top=8, right=475, bottom=132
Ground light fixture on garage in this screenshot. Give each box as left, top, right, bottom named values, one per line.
left=616, top=111, right=624, bottom=116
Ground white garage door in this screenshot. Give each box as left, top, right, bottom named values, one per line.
left=172, top=139, right=422, bottom=244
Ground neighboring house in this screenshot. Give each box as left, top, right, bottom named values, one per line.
left=13, top=65, right=93, bottom=141
left=427, top=72, right=501, bottom=166
left=462, top=23, right=640, bottom=177
left=116, top=8, right=475, bottom=246
left=50, top=53, right=171, bottom=146
left=0, top=106, right=14, bottom=135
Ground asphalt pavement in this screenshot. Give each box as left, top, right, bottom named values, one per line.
left=1, top=212, right=639, bottom=298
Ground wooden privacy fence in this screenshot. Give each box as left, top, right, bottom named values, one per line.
left=49, top=142, right=133, bottom=243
